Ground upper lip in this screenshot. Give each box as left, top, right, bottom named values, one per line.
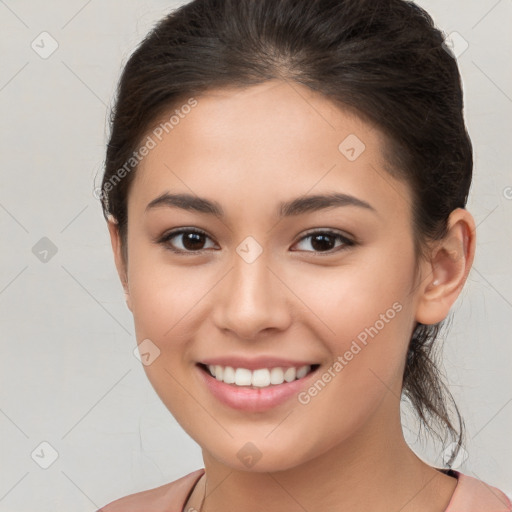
left=199, top=356, right=319, bottom=371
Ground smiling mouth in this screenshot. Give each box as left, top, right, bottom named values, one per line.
left=197, top=363, right=320, bottom=389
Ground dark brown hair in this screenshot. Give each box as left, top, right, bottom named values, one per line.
left=99, top=0, right=472, bottom=465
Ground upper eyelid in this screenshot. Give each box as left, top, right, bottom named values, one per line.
left=297, top=228, right=353, bottom=241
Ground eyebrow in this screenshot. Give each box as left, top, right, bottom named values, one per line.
left=145, top=192, right=377, bottom=218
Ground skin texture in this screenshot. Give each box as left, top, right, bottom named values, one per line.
left=107, top=79, right=476, bottom=512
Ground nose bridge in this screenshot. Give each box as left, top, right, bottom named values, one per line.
left=232, top=246, right=272, bottom=302
left=230, top=232, right=273, bottom=298
left=213, top=242, right=290, bottom=338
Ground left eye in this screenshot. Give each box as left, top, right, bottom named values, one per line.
left=292, top=230, right=354, bottom=253
left=158, top=229, right=354, bottom=254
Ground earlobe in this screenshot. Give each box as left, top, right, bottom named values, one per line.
left=106, top=217, right=132, bottom=311
left=415, top=208, right=476, bottom=325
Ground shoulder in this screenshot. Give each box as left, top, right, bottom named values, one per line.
left=97, top=468, right=205, bottom=512
left=446, top=470, right=512, bottom=512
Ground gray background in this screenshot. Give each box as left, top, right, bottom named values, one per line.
left=0, top=0, right=511, bottom=510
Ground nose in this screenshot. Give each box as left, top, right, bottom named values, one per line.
left=212, top=250, right=292, bottom=340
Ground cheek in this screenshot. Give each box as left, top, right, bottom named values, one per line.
left=127, top=252, right=211, bottom=343
left=295, top=249, right=414, bottom=398
left=291, top=300, right=411, bottom=459
left=295, top=245, right=413, bottom=342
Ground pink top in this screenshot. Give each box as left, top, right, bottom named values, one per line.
left=98, top=468, right=512, bottom=512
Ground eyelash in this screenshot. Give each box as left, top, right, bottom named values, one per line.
left=157, top=228, right=356, bottom=256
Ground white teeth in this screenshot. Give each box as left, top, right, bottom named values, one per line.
left=235, top=368, right=252, bottom=386
left=269, top=367, right=284, bottom=384
left=205, top=364, right=313, bottom=388
left=222, top=366, right=236, bottom=384
left=296, top=365, right=309, bottom=379
left=251, top=369, right=270, bottom=387
left=283, top=367, right=296, bottom=382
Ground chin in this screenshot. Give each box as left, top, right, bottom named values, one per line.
left=202, top=435, right=319, bottom=473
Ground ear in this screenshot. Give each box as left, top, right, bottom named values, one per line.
left=415, top=208, right=476, bottom=325
left=107, top=216, right=132, bottom=312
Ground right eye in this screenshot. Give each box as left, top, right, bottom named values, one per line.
left=157, top=228, right=218, bottom=254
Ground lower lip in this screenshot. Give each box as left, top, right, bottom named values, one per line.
left=196, top=364, right=319, bottom=412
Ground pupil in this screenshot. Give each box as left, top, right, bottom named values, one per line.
left=311, top=234, right=334, bottom=252
left=183, top=233, right=204, bottom=250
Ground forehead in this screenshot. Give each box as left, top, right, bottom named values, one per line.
left=130, top=80, right=411, bottom=220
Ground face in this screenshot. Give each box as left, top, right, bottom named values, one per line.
left=110, top=79, right=428, bottom=472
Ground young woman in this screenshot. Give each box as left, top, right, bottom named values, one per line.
left=97, top=0, right=511, bottom=510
